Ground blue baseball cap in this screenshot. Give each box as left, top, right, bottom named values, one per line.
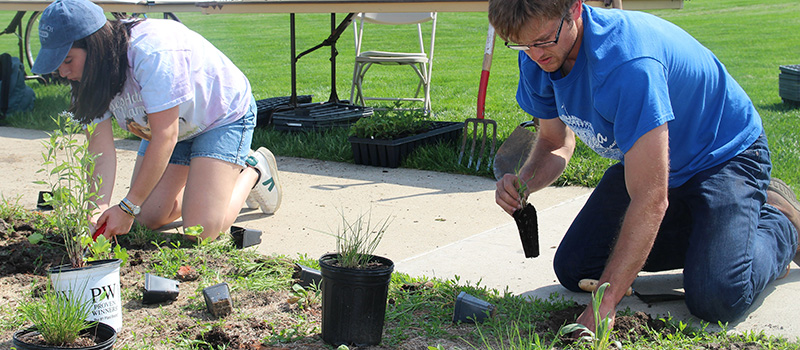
left=31, top=0, right=107, bottom=74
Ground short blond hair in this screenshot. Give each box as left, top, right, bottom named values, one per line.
left=488, top=0, right=579, bottom=44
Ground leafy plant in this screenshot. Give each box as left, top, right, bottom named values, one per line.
left=287, top=283, right=320, bottom=309
left=33, top=113, right=100, bottom=267
left=321, top=210, right=392, bottom=269
left=349, top=105, right=433, bottom=140
left=559, top=282, right=621, bottom=349
left=17, top=282, right=98, bottom=345
left=32, top=113, right=127, bottom=267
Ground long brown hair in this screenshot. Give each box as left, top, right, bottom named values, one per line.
left=69, top=19, right=142, bottom=124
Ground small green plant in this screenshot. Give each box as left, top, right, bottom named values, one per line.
left=287, top=283, right=320, bottom=309
left=0, top=195, right=26, bottom=221
left=559, top=282, right=621, bottom=349
left=321, top=210, right=392, bottom=269
left=31, top=112, right=127, bottom=267
left=17, top=282, right=98, bottom=345
left=473, top=321, right=557, bottom=350
left=349, top=104, right=433, bottom=140
left=514, top=167, right=535, bottom=208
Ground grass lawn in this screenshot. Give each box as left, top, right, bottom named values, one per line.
left=1, top=0, right=798, bottom=188
left=1, top=1, right=800, bottom=348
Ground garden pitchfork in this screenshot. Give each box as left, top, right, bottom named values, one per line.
left=458, top=24, right=498, bottom=171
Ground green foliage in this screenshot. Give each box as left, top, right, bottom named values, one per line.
left=349, top=106, right=433, bottom=140
left=287, top=283, right=320, bottom=309
left=473, top=321, right=557, bottom=350
left=17, top=283, right=97, bottom=345
left=183, top=224, right=204, bottom=238
left=33, top=113, right=103, bottom=268
left=559, top=282, right=621, bottom=349
left=320, top=210, right=392, bottom=269
left=0, top=196, right=25, bottom=221
left=514, top=167, right=536, bottom=207
left=30, top=113, right=128, bottom=267
left=82, top=235, right=130, bottom=264
left=151, top=239, right=199, bottom=278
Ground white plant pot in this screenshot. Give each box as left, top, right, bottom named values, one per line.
left=48, top=259, right=123, bottom=331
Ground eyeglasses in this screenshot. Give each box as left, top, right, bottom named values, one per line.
left=504, top=13, right=568, bottom=50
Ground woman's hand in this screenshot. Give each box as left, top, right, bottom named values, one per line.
left=96, top=205, right=135, bottom=239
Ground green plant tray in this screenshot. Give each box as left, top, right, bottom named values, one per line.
left=349, top=121, right=463, bottom=168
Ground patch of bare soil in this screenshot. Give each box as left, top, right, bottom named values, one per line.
left=0, top=216, right=756, bottom=350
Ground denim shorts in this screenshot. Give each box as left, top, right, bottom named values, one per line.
left=137, top=97, right=256, bottom=167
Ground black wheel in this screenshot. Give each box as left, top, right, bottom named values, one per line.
left=23, top=11, right=39, bottom=71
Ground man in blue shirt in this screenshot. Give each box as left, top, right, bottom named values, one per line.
left=491, top=0, right=799, bottom=332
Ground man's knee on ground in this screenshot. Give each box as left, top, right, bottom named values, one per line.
left=553, top=249, right=592, bottom=293
left=684, top=279, right=751, bottom=323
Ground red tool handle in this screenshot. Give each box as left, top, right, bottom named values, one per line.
left=476, top=24, right=495, bottom=120
left=92, top=223, right=106, bottom=241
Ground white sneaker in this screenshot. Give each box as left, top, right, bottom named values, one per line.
left=245, top=147, right=283, bottom=214
left=244, top=150, right=260, bottom=209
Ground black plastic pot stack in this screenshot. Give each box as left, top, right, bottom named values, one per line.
left=318, top=253, right=394, bottom=347
left=779, top=64, right=800, bottom=105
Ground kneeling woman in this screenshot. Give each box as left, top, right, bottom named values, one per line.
left=33, top=0, right=283, bottom=241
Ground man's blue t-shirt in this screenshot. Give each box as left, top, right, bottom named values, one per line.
left=516, top=4, right=762, bottom=187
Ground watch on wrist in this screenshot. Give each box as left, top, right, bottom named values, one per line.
left=120, top=197, right=141, bottom=216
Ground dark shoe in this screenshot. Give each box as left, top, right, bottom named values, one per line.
left=766, top=178, right=800, bottom=266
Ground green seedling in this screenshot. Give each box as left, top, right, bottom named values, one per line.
left=318, top=210, right=392, bottom=269
left=287, top=283, right=320, bottom=309
left=514, top=165, right=535, bottom=208
left=559, top=282, right=621, bottom=349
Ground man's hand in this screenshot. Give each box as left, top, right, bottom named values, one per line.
left=496, top=173, right=527, bottom=215
left=573, top=298, right=616, bottom=338
left=494, top=118, right=575, bottom=216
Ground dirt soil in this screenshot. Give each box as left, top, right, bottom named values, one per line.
left=0, top=215, right=752, bottom=350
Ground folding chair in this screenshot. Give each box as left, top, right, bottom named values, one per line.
left=350, top=12, right=437, bottom=113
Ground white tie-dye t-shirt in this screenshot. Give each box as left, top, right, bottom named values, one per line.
left=99, top=19, right=252, bottom=141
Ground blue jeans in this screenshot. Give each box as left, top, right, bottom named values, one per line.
left=553, top=134, right=797, bottom=322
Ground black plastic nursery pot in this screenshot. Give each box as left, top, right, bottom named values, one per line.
left=318, top=253, right=394, bottom=347
left=12, top=322, right=116, bottom=350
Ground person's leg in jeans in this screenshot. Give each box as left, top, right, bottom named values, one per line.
left=553, top=162, right=630, bottom=292
left=553, top=134, right=797, bottom=323
left=678, top=135, right=796, bottom=322
left=554, top=163, right=697, bottom=289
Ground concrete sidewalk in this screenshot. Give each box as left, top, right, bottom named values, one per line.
left=1, top=126, right=798, bottom=341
